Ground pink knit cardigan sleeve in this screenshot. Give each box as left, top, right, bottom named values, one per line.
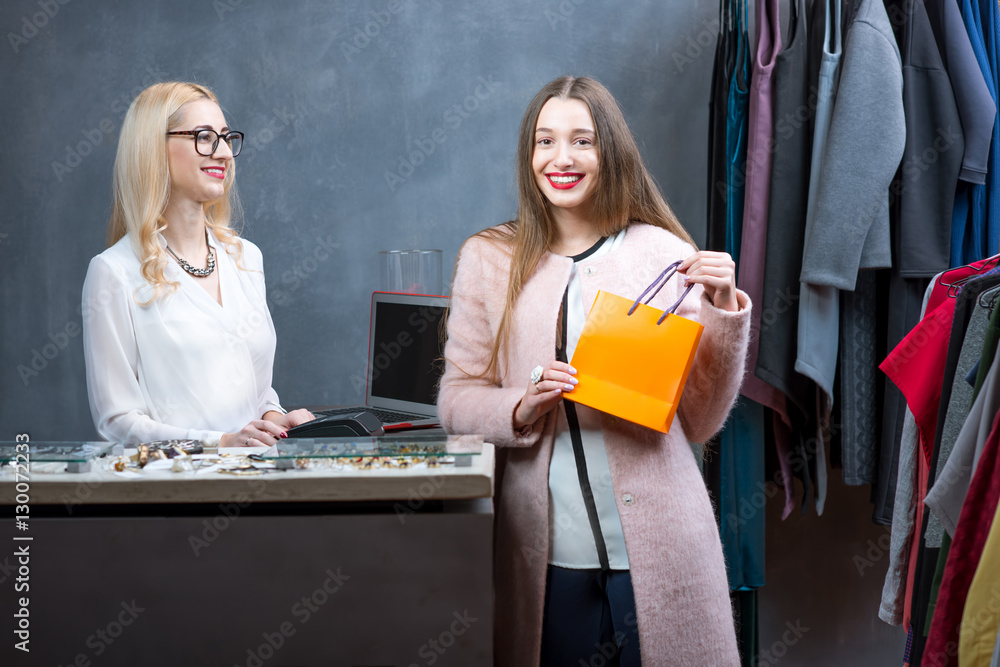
left=438, top=236, right=542, bottom=447
left=671, top=243, right=752, bottom=443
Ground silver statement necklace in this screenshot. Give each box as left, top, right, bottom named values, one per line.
left=165, top=230, right=216, bottom=278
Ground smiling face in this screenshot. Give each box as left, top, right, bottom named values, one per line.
left=531, top=97, right=599, bottom=218
left=165, top=98, right=233, bottom=207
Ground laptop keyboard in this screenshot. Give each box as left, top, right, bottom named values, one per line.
left=314, top=407, right=428, bottom=424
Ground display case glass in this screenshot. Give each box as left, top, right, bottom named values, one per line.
left=0, top=441, right=118, bottom=464
left=255, top=433, right=482, bottom=461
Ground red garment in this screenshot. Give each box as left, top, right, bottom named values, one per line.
left=922, top=408, right=1000, bottom=666
left=880, top=259, right=995, bottom=464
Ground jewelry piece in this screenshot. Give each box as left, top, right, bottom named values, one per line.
left=165, top=230, right=216, bottom=278
left=530, top=365, right=544, bottom=387
left=245, top=436, right=252, bottom=446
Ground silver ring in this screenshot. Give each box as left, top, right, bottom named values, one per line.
left=245, top=436, right=252, bottom=446
left=530, top=365, right=544, bottom=387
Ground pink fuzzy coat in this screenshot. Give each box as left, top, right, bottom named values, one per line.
left=438, top=223, right=751, bottom=666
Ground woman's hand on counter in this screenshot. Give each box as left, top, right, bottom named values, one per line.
left=220, top=420, right=285, bottom=447
left=263, top=408, right=315, bottom=430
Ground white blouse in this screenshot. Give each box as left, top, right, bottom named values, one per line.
left=548, top=228, right=630, bottom=569
left=82, top=229, right=283, bottom=444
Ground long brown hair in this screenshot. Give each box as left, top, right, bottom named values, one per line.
left=467, top=75, right=695, bottom=384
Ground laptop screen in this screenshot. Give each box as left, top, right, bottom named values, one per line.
left=367, top=293, right=449, bottom=412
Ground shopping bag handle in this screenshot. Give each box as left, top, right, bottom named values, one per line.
left=627, top=260, right=695, bottom=325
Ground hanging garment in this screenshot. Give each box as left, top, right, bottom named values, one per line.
left=909, top=274, right=1000, bottom=661
left=707, top=0, right=736, bottom=253
left=755, top=0, right=811, bottom=516
left=925, top=0, right=996, bottom=185
left=978, top=0, right=1000, bottom=260
left=726, top=0, right=751, bottom=269
left=794, top=0, right=842, bottom=515
left=737, top=0, right=787, bottom=421
left=839, top=270, right=879, bottom=484
left=880, top=280, right=937, bottom=626
left=879, top=269, right=997, bottom=626
left=873, top=274, right=931, bottom=525
left=892, top=0, right=965, bottom=278
left=795, top=0, right=842, bottom=402
left=953, top=0, right=999, bottom=265
left=926, top=303, right=1000, bottom=537
left=925, top=286, right=1000, bottom=547
left=923, top=409, right=1000, bottom=666
left=718, top=398, right=766, bottom=590
left=923, top=303, right=1000, bottom=638
left=880, top=259, right=1000, bottom=466
left=798, top=0, right=905, bottom=289
left=960, top=503, right=1000, bottom=667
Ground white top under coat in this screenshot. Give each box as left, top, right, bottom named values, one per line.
left=82, top=228, right=283, bottom=444
left=548, top=227, right=630, bottom=570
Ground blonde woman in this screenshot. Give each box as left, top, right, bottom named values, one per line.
left=439, top=77, right=750, bottom=666
left=82, top=82, right=312, bottom=446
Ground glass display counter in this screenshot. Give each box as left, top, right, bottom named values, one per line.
left=0, top=441, right=121, bottom=472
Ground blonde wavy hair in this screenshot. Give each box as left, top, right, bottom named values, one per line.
left=467, top=75, right=696, bottom=384
left=106, top=81, right=245, bottom=304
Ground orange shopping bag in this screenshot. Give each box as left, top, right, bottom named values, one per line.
left=564, top=260, right=704, bottom=433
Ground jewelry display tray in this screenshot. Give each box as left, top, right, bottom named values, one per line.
left=256, top=433, right=483, bottom=468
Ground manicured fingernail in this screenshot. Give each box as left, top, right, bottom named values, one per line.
left=564, top=384, right=574, bottom=391
left=569, top=378, right=578, bottom=385
left=280, top=432, right=288, bottom=438
left=569, top=366, right=577, bottom=374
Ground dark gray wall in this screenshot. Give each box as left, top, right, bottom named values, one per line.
left=0, top=0, right=714, bottom=440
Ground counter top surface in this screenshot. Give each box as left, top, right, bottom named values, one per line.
left=0, top=443, right=495, bottom=505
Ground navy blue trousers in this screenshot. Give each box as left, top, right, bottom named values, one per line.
left=539, top=565, right=642, bottom=667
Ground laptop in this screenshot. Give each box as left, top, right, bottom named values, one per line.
left=316, top=292, right=449, bottom=430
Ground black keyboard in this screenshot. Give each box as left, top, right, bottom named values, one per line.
left=315, top=407, right=428, bottom=424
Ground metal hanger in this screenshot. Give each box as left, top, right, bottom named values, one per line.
left=938, top=254, right=1000, bottom=297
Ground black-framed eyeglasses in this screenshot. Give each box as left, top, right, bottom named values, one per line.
left=166, top=129, right=244, bottom=157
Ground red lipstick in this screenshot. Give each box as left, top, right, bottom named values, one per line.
left=546, top=172, right=584, bottom=190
